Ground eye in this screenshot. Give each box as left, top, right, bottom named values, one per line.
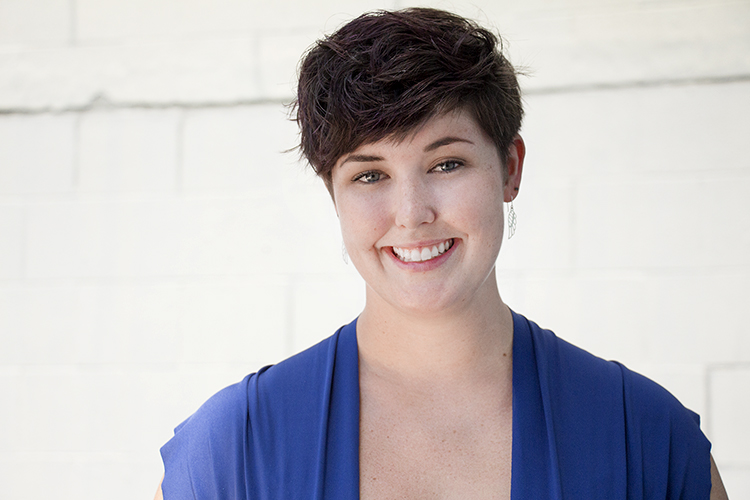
left=352, top=170, right=384, bottom=184
left=432, top=160, right=463, bottom=173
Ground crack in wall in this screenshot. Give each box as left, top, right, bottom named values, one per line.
left=2, top=74, right=749, bottom=116
left=0, top=96, right=291, bottom=116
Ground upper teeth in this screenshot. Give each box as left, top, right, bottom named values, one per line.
left=393, top=239, right=454, bottom=263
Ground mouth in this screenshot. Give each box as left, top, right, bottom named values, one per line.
left=391, top=239, right=455, bottom=263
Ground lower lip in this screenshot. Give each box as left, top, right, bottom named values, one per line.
left=388, top=240, right=458, bottom=271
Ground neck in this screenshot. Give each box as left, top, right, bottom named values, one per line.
left=356, top=273, right=513, bottom=384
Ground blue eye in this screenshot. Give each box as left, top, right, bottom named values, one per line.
left=353, top=171, right=383, bottom=183
left=433, top=160, right=462, bottom=173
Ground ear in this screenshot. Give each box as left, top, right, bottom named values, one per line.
left=503, top=135, right=525, bottom=203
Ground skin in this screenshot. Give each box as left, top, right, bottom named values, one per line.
left=711, top=455, right=730, bottom=499
left=154, top=462, right=728, bottom=499
left=332, top=110, right=521, bottom=322
left=332, top=109, right=521, bottom=498
left=153, top=109, right=729, bottom=499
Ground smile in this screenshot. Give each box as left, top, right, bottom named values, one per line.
left=392, top=239, right=454, bottom=263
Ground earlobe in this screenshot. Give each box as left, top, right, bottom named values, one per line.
left=504, top=135, right=525, bottom=202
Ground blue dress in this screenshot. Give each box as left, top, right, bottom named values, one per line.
left=160, top=311, right=711, bottom=499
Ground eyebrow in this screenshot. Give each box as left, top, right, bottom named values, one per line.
left=340, top=154, right=384, bottom=166
left=339, top=136, right=474, bottom=166
left=423, top=136, right=474, bottom=152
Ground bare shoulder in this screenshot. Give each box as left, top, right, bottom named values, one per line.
left=153, top=478, right=163, bottom=500
left=711, top=454, right=729, bottom=500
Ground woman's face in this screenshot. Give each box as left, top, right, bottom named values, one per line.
left=330, top=109, right=524, bottom=317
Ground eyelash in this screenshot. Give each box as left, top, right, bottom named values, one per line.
left=351, top=160, right=464, bottom=184
left=432, top=160, right=463, bottom=173
left=352, top=170, right=384, bottom=184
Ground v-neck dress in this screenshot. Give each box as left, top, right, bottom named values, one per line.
left=160, top=311, right=711, bottom=499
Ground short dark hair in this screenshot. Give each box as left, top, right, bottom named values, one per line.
left=293, top=7, right=523, bottom=189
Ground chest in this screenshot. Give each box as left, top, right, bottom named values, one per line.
left=359, top=387, right=512, bottom=500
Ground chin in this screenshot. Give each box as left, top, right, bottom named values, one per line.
left=382, top=287, right=469, bottom=318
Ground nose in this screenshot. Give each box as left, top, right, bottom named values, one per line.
left=393, top=177, right=436, bottom=229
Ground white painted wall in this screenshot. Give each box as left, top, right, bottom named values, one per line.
left=1, top=0, right=748, bottom=498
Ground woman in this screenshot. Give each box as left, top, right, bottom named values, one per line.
left=156, top=8, right=728, bottom=499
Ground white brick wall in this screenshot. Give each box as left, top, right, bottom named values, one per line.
left=711, top=366, right=750, bottom=464
left=78, top=109, right=181, bottom=193
left=1, top=1, right=748, bottom=498
left=0, top=206, right=24, bottom=279
left=0, top=113, right=76, bottom=193
left=181, top=105, right=295, bottom=194
left=0, top=39, right=263, bottom=109
left=0, top=0, right=71, bottom=45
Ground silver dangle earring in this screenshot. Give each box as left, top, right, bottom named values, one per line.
left=341, top=241, right=349, bottom=264
left=507, top=199, right=517, bottom=239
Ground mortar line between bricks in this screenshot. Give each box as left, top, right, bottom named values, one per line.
left=175, top=109, right=186, bottom=194
left=705, top=362, right=750, bottom=370
left=71, top=112, right=81, bottom=189
left=19, top=207, right=28, bottom=281
left=69, top=0, right=78, bottom=46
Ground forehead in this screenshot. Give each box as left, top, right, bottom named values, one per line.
left=340, top=109, right=487, bottom=161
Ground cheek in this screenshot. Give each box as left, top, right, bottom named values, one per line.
left=448, top=177, right=505, bottom=231
left=475, top=201, right=505, bottom=243
left=336, top=193, right=388, bottom=249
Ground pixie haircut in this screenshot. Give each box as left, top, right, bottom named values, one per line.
left=294, top=7, right=523, bottom=189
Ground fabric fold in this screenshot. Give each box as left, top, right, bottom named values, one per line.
left=161, top=311, right=710, bottom=499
